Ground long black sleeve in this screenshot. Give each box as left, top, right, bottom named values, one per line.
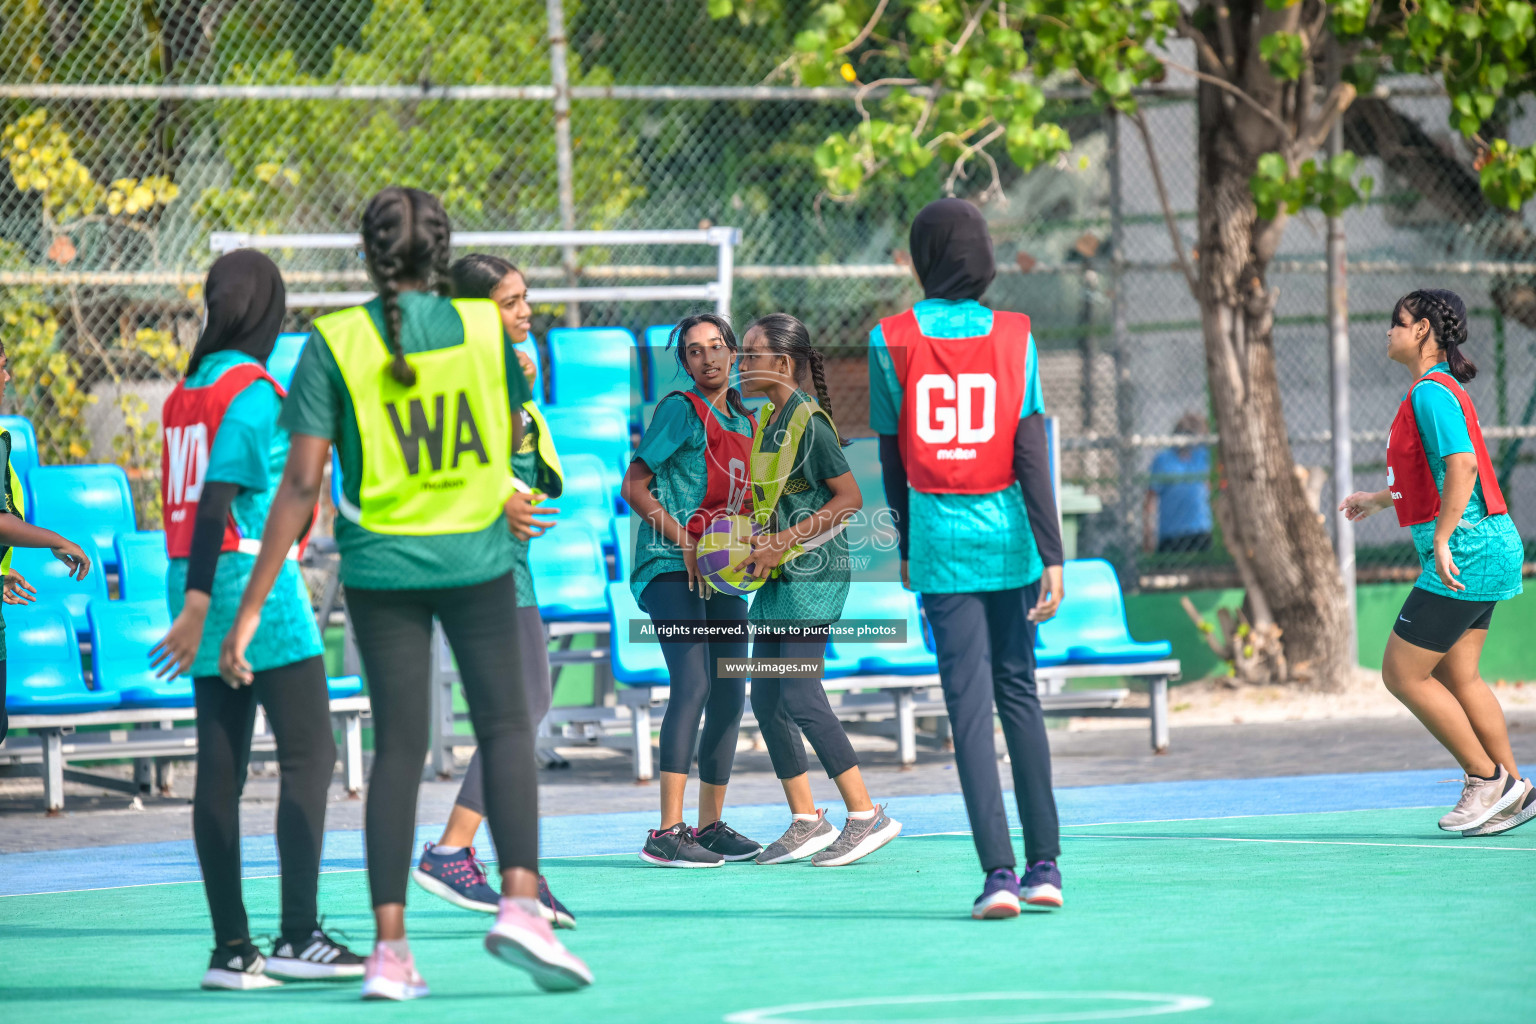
left=877, top=433, right=911, bottom=559
left=186, top=481, right=239, bottom=596
left=1014, top=413, right=1064, bottom=567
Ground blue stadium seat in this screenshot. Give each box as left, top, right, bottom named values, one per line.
left=541, top=405, right=630, bottom=494
left=88, top=601, right=193, bottom=708
left=5, top=601, right=118, bottom=714
left=266, top=332, right=309, bottom=391
left=514, top=336, right=543, bottom=400
left=115, top=531, right=169, bottom=603
left=8, top=539, right=109, bottom=636
left=0, top=415, right=40, bottom=478
left=328, top=675, right=364, bottom=699
left=831, top=583, right=937, bottom=675
left=606, top=580, right=668, bottom=686
left=546, top=326, right=644, bottom=414
left=528, top=521, right=608, bottom=621
left=644, top=324, right=683, bottom=399
left=1036, top=559, right=1173, bottom=665
left=26, top=465, right=135, bottom=572
left=551, top=453, right=615, bottom=547
left=611, top=513, right=637, bottom=582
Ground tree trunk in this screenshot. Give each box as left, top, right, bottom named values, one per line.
left=1196, top=79, right=1351, bottom=688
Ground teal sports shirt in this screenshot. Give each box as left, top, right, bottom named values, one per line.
left=868, top=298, right=1045, bottom=594
left=166, top=349, right=325, bottom=676
left=1404, top=363, right=1523, bottom=602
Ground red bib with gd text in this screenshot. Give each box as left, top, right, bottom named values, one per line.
left=1385, top=370, right=1507, bottom=527
left=884, top=308, right=1031, bottom=493
left=673, top=390, right=756, bottom=536
left=161, top=362, right=284, bottom=558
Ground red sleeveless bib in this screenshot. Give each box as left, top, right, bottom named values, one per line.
left=1385, top=371, right=1507, bottom=527
left=161, top=362, right=284, bottom=558
left=672, top=390, right=755, bottom=536
left=884, top=307, right=1031, bottom=493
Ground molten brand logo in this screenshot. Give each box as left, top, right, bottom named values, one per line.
left=915, top=373, right=996, bottom=445
left=935, top=448, right=977, bottom=461
left=164, top=424, right=210, bottom=511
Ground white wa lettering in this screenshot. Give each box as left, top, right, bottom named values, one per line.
left=915, top=373, right=996, bottom=444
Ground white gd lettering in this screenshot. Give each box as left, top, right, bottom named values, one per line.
left=915, top=373, right=995, bottom=444
left=727, top=456, right=748, bottom=513
left=165, top=424, right=209, bottom=506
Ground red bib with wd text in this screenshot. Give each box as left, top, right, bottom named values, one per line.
left=884, top=308, right=1031, bottom=493
left=161, top=362, right=285, bottom=558
left=672, top=390, right=756, bottom=536
left=1385, top=370, right=1507, bottom=527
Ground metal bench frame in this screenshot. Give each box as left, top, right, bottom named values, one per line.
left=0, top=697, right=370, bottom=813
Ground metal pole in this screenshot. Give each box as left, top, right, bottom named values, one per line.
left=1108, top=112, right=1137, bottom=584
left=712, top=227, right=738, bottom=319
left=546, top=0, right=580, bottom=327
left=1326, top=46, right=1357, bottom=664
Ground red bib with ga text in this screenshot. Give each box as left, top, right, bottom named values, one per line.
left=672, top=390, right=756, bottom=536
left=1385, top=370, right=1507, bottom=527
left=161, top=362, right=285, bottom=558
left=884, top=307, right=1031, bottom=494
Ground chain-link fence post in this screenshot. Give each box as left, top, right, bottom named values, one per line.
left=1108, top=110, right=1138, bottom=587
left=546, top=0, right=580, bottom=327
left=1326, top=44, right=1358, bottom=661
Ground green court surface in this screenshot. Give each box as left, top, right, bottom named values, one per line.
left=3, top=807, right=1533, bottom=1023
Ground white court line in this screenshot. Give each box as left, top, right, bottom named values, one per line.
left=1068, top=833, right=1536, bottom=852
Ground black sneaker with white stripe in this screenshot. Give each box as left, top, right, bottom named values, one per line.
left=265, top=929, right=366, bottom=980
left=201, top=944, right=282, bottom=990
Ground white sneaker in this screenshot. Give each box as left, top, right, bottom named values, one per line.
left=1438, top=766, right=1523, bottom=832
left=1462, top=778, right=1536, bottom=837
left=201, top=947, right=283, bottom=991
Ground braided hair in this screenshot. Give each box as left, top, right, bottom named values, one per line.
left=669, top=312, right=752, bottom=419
left=1394, top=288, right=1475, bottom=383
left=360, top=187, right=454, bottom=386
left=746, top=312, right=845, bottom=445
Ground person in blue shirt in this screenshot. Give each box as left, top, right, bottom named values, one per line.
left=1143, top=412, right=1213, bottom=553
left=1340, top=288, right=1531, bottom=837
left=148, top=250, right=364, bottom=989
left=869, top=199, right=1065, bottom=918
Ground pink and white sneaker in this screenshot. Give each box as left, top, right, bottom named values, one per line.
left=360, top=943, right=429, bottom=1001
left=484, top=899, right=594, bottom=991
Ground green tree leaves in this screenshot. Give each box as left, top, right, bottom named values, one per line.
left=1250, top=150, right=1374, bottom=221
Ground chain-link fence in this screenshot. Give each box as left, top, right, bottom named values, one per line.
left=2, top=1, right=1534, bottom=588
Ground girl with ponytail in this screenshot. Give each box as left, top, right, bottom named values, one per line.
left=622, top=311, right=765, bottom=867
left=221, top=187, right=592, bottom=999
left=733, top=312, right=902, bottom=867
left=1340, top=287, right=1531, bottom=837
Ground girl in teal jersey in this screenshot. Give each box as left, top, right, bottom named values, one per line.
left=1341, top=288, right=1531, bottom=837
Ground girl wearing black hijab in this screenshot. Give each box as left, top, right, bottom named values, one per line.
left=867, top=197, right=1066, bottom=919
left=151, top=249, right=365, bottom=989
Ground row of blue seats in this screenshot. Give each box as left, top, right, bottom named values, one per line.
left=605, top=559, right=1172, bottom=686
left=4, top=597, right=362, bottom=716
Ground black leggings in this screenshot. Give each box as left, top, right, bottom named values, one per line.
left=641, top=572, right=748, bottom=785
left=346, top=571, right=538, bottom=907
left=750, top=628, right=860, bottom=780
left=1, top=660, right=7, bottom=745
left=454, top=605, right=551, bottom=817
left=193, top=656, right=335, bottom=947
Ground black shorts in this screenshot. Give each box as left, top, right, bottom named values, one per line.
left=1391, top=586, right=1496, bottom=654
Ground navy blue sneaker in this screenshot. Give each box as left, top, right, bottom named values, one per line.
left=411, top=843, right=500, bottom=913
left=538, top=875, right=576, bottom=930
left=1022, top=860, right=1062, bottom=909
left=971, top=868, right=1021, bottom=919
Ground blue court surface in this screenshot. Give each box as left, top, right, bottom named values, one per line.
left=2, top=768, right=1533, bottom=1023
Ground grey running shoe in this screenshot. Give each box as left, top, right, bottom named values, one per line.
left=755, top=809, right=839, bottom=864
left=1438, top=766, right=1523, bottom=832
left=811, top=805, right=902, bottom=867
left=1462, top=778, right=1536, bottom=837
